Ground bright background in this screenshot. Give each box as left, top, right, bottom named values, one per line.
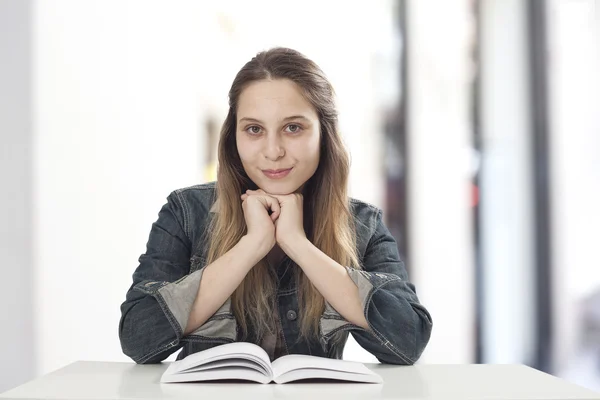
left=1, top=0, right=598, bottom=393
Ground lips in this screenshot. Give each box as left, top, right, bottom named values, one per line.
left=262, top=167, right=293, bottom=179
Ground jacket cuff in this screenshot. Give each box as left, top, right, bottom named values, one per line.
left=134, top=269, right=204, bottom=337
left=319, top=267, right=401, bottom=337
left=134, top=269, right=238, bottom=341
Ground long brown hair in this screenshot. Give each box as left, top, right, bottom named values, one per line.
left=206, top=47, right=360, bottom=341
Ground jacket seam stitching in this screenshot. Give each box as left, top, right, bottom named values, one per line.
left=175, top=183, right=216, bottom=194
left=205, top=313, right=235, bottom=321
left=322, top=323, right=365, bottom=340
left=181, top=335, right=234, bottom=343
left=149, top=291, right=184, bottom=340
left=364, top=282, right=415, bottom=364
left=136, top=338, right=179, bottom=364
left=172, top=190, right=191, bottom=238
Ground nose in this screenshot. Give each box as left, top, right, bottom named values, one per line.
left=264, top=133, right=285, bottom=161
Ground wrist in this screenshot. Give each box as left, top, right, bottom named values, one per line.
left=240, top=234, right=272, bottom=261
left=279, top=235, right=311, bottom=262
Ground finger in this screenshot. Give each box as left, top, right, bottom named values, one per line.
left=252, top=194, right=280, bottom=216
left=256, top=195, right=280, bottom=219
left=269, top=197, right=281, bottom=221
left=241, top=194, right=248, bottom=200
left=269, top=194, right=285, bottom=203
left=271, top=193, right=301, bottom=204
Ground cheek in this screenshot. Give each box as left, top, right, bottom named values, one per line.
left=236, top=136, right=255, bottom=163
left=305, top=136, right=321, bottom=163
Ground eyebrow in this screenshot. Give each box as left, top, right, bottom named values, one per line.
left=238, top=115, right=311, bottom=124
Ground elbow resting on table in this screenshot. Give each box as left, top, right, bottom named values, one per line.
left=377, top=302, right=433, bottom=365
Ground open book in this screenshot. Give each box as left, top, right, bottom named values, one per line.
left=160, top=342, right=383, bottom=384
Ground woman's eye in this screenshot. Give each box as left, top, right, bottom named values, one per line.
left=247, top=126, right=262, bottom=135
left=285, top=124, right=302, bottom=133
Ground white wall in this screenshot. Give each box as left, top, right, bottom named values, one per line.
left=33, top=1, right=204, bottom=374
left=405, top=0, right=476, bottom=363
left=0, top=0, right=36, bottom=393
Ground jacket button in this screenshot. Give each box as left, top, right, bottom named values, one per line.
left=286, top=310, right=297, bottom=321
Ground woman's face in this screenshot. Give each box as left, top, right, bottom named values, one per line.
left=236, top=79, right=321, bottom=195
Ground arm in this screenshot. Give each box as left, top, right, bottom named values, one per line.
left=183, top=236, right=267, bottom=335
left=345, top=208, right=432, bottom=364
left=119, top=191, right=192, bottom=364
left=285, top=208, right=432, bottom=365
left=119, top=191, right=267, bottom=363
left=280, top=239, right=369, bottom=330
left=186, top=191, right=280, bottom=334
left=261, top=190, right=431, bottom=364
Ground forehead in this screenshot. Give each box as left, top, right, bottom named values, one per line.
left=237, top=79, right=317, bottom=120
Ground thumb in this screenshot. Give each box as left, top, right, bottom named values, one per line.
left=257, top=195, right=281, bottom=221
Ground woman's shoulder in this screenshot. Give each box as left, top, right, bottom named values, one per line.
left=172, top=181, right=217, bottom=195
left=165, top=182, right=218, bottom=253
left=349, top=197, right=381, bottom=218
left=348, top=197, right=382, bottom=239
left=169, top=181, right=218, bottom=218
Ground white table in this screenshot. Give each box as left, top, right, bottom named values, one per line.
left=1, top=361, right=598, bottom=400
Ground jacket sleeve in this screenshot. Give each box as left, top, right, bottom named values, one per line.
left=118, top=191, right=205, bottom=364
left=322, top=208, right=433, bottom=364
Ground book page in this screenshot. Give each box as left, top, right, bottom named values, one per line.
left=165, top=342, right=272, bottom=376
left=161, top=367, right=272, bottom=384
left=273, top=368, right=383, bottom=384
left=181, top=358, right=269, bottom=375
left=271, top=354, right=374, bottom=378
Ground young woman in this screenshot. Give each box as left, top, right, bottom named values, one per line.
left=119, top=47, right=432, bottom=365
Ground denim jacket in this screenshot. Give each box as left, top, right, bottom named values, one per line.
left=119, top=182, right=432, bottom=364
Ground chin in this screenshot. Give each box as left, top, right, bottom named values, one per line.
left=257, top=181, right=302, bottom=195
